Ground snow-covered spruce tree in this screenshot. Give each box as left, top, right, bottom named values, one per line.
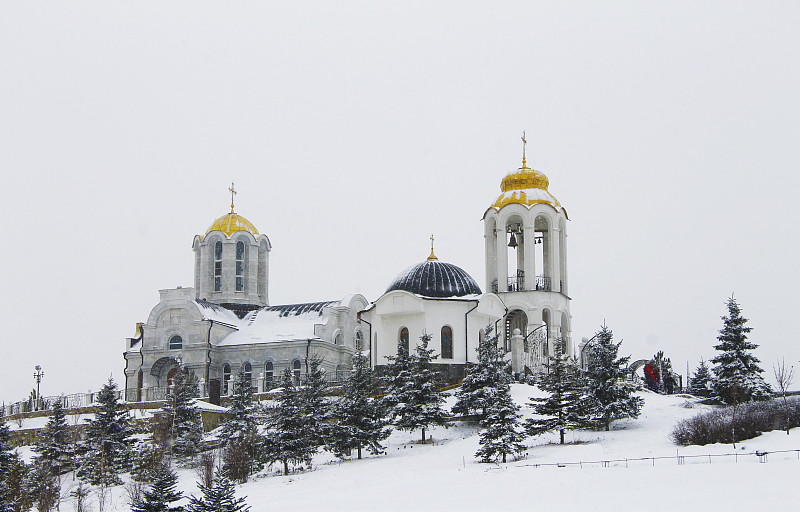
left=28, top=460, right=59, bottom=512
left=527, top=339, right=594, bottom=444
left=77, top=377, right=135, bottom=486
left=34, top=399, right=77, bottom=475
left=711, top=297, right=771, bottom=404
left=453, top=325, right=510, bottom=420
left=131, top=464, right=184, bottom=512
left=298, top=357, right=331, bottom=451
left=187, top=474, right=249, bottom=512
left=584, top=326, right=643, bottom=431
left=162, top=369, right=204, bottom=465
left=0, top=415, right=15, bottom=512
left=689, top=359, right=712, bottom=398
left=262, top=368, right=317, bottom=475
left=385, top=333, right=450, bottom=443
left=328, top=351, right=391, bottom=459
left=475, top=381, right=526, bottom=463
left=220, top=368, right=263, bottom=482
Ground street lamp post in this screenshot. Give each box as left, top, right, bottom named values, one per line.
left=33, top=365, right=44, bottom=410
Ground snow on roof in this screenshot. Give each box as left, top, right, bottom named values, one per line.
left=193, top=299, right=243, bottom=327
left=218, top=301, right=339, bottom=346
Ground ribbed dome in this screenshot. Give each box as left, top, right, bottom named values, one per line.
left=386, top=260, right=482, bottom=298
left=491, top=165, right=562, bottom=210
left=205, top=212, right=259, bottom=237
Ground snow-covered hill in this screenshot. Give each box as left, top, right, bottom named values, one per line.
left=47, top=386, right=800, bottom=511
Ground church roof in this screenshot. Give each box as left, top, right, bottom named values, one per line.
left=213, top=300, right=340, bottom=346
left=386, top=260, right=482, bottom=298
left=205, top=212, right=259, bottom=237
left=490, top=166, right=563, bottom=211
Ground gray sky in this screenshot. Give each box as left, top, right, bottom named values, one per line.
left=2, top=2, right=799, bottom=404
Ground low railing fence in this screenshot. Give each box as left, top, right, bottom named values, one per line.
left=3, top=373, right=353, bottom=419
left=504, top=448, right=800, bottom=470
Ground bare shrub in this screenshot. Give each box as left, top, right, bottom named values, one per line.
left=672, top=397, right=800, bottom=446
left=195, top=450, right=218, bottom=488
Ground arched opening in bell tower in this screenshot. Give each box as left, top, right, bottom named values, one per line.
left=505, top=215, right=525, bottom=292
left=534, top=214, right=552, bottom=291
left=505, top=309, right=528, bottom=352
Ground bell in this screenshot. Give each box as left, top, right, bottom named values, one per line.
left=508, top=232, right=518, bottom=248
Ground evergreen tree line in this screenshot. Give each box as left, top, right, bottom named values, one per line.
left=0, top=322, right=644, bottom=509
left=457, top=324, right=643, bottom=463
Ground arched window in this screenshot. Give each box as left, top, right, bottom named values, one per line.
left=235, top=241, right=245, bottom=292
left=242, top=362, right=252, bottom=391
left=222, top=364, right=231, bottom=395
left=355, top=330, right=364, bottom=351
left=441, top=326, right=453, bottom=359
left=399, top=327, right=409, bottom=355
left=265, top=361, right=274, bottom=383
left=292, top=360, right=302, bottom=383
left=334, top=332, right=343, bottom=345
left=214, top=241, right=223, bottom=291
left=168, top=335, right=183, bottom=350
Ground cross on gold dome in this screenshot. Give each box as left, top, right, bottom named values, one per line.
left=427, top=234, right=438, bottom=261
left=229, top=182, right=237, bottom=213
left=521, top=131, right=529, bottom=169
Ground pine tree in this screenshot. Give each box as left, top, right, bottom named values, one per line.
left=297, top=357, right=331, bottom=451
left=328, top=351, right=391, bottom=459
left=527, top=339, right=594, bottom=444
left=711, top=297, right=772, bottom=404
left=34, top=399, right=76, bottom=475
left=27, top=460, right=59, bottom=512
left=262, top=369, right=317, bottom=475
left=0, top=415, right=15, bottom=512
left=453, top=326, right=510, bottom=420
left=131, top=464, right=184, bottom=512
left=385, top=333, right=450, bottom=443
left=4, top=451, right=33, bottom=512
left=584, top=326, right=643, bottom=431
left=187, top=475, right=249, bottom=512
left=475, top=382, right=526, bottom=463
left=77, top=377, right=135, bottom=486
left=220, top=369, right=263, bottom=482
left=162, top=369, right=205, bottom=464
left=690, top=359, right=712, bottom=397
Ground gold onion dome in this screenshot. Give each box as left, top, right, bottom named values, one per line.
left=491, top=165, right=562, bottom=210
left=205, top=212, right=259, bottom=237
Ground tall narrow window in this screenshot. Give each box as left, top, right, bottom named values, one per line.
left=214, top=241, right=223, bottom=292
left=235, top=241, right=245, bottom=292
left=292, top=360, right=302, bottom=383
left=265, top=361, right=274, bottom=383
left=243, top=362, right=252, bottom=391
left=441, top=326, right=453, bottom=359
left=355, top=330, right=364, bottom=351
left=223, top=364, right=231, bottom=395
left=399, top=327, right=409, bottom=355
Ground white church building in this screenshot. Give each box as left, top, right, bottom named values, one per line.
left=123, top=147, right=572, bottom=400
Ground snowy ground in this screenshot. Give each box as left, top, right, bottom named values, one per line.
left=35, top=386, right=800, bottom=511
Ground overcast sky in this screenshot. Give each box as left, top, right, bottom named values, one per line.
left=2, top=2, right=799, bottom=404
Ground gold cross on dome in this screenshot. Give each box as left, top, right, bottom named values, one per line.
left=521, top=131, right=528, bottom=169
left=229, top=182, right=237, bottom=213
left=428, top=234, right=438, bottom=261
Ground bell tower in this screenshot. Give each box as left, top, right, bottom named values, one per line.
left=192, top=184, right=272, bottom=317
left=483, top=135, right=572, bottom=371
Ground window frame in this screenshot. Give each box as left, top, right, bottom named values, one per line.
left=441, top=325, right=454, bottom=359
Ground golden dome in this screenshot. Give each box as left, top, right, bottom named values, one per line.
left=491, top=165, right=562, bottom=210
left=205, top=212, right=259, bottom=237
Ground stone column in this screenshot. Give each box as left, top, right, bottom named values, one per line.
left=510, top=329, right=525, bottom=375
left=523, top=224, right=535, bottom=291
left=496, top=227, right=508, bottom=292
left=551, top=225, right=561, bottom=292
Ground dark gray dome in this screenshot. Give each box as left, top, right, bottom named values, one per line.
left=386, top=260, right=482, bottom=298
